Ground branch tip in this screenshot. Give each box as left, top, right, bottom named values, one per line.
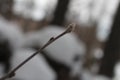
left=66, top=23, right=76, bottom=33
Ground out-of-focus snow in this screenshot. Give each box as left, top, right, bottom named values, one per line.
left=13, top=0, right=120, bottom=42
left=12, top=0, right=119, bottom=55
left=11, top=48, right=56, bottom=80
left=13, top=0, right=57, bottom=21
left=93, top=48, right=104, bottom=60
left=67, top=0, right=119, bottom=26
left=81, top=70, right=111, bottom=80
left=67, top=0, right=119, bottom=42
left=0, top=64, right=4, bottom=77
left=96, top=14, right=112, bottom=42
left=66, top=0, right=106, bottom=26
left=96, top=0, right=119, bottom=42
left=23, top=26, right=86, bottom=67
left=23, top=25, right=86, bottom=77
left=113, top=62, right=120, bottom=80
left=0, top=16, right=24, bottom=50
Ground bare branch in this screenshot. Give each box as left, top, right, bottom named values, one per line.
left=0, top=23, right=76, bottom=80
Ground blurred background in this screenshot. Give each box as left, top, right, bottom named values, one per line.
left=0, top=0, right=120, bottom=80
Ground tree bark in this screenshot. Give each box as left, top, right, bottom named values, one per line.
left=50, top=0, right=70, bottom=26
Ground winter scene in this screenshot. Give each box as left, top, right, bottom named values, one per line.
left=0, top=0, right=119, bottom=80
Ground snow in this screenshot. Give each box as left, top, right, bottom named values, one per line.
left=13, top=0, right=57, bottom=21
left=0, top=17, right=24, bottom=50
left=11, top=48, right=56, bottom=80
left=0, top=64, right=4, bottom=78
left=96, top=0, right=119, bottom=42
left=23, top=25, right=86, bottom=77
left=67, top=0, right=119, bottom=27
left=113, top=62, right=120, bottom=80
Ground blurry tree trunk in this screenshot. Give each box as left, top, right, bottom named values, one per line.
left=98, top=4, right=120, bottom=78
left=50, top=0, right=70, bottom=26
left=0, top=0, right=13, bottom=19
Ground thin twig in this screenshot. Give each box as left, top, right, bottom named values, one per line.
left=0, top=23, right=76, bottom=80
